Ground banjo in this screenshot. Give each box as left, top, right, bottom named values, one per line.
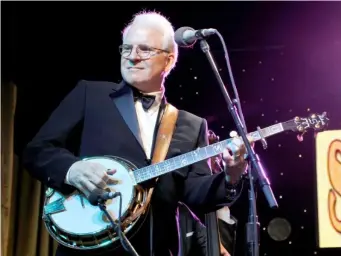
left=42, top=112, right=328, bottom=251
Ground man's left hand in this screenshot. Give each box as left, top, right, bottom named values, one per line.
left=222, top=136, right=254, bottom=184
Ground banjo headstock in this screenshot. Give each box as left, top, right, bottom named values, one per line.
left=282, top=112, right=329, bottom=140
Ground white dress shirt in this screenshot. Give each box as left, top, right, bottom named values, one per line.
left=134, top=89, right=164, bottom=159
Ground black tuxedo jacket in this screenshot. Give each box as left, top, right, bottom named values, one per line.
left=178, top=202, right=206, bottom=256
left=23, top=80, right=231, bottom=256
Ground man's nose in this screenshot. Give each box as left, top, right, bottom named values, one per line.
left=126, top=57, right=142, bottom=66
left=127, top=47, right=141, bottom=60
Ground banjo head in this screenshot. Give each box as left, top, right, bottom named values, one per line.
left=43, top=156, right=145, bottom=250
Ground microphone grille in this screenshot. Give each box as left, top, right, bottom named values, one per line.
left=174, top=26, right=195, bottom=47
left=88, top=188, right=103, bottom=206
left=88, top=193, right=100, bottom=206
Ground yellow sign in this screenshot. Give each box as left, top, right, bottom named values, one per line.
left=316, top=130, right=341, bottom=248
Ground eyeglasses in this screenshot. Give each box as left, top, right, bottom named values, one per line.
left=119, top=44, right=169, bottom=59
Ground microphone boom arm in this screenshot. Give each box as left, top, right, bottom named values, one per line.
left=198, top=39, right=277, bottom=209
left=198, top=38, right=278, bottom=256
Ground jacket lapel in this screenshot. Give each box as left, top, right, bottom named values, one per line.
left=109, top=81, right=145, bottom=152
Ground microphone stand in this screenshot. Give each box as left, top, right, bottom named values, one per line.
left=198, top=38, right=278, bottom=256
left=97, top=198, right=139, bottom=256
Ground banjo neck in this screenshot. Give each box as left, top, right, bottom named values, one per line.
left=132, top=112, right=328, bottom=184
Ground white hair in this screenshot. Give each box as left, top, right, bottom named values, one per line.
left=122, top=11, right=179, bottom=76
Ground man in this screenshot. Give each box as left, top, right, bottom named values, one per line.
left=178, top=130, right=238, bottom=256
left=23, top=11, right=249, bottom=256
left=208, top=130, right=239, bottom=256
left=177, top=203, right=232, bottom=256
left=177, top=202, right=207, bottom=255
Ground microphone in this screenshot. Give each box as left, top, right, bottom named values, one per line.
left=88, top=190, right=119, bottom=206
left=174, top=26, right=217, bottom=47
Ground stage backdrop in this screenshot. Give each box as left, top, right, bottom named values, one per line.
left=1, top=82, right=58, bottom=256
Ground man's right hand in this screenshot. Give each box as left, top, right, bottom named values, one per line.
left=67, top=161, right=116, bottom=198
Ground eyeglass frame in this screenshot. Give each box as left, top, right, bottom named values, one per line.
left=119, top=44, right=170, bottom=59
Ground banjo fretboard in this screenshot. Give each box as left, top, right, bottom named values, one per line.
left=133, top=122, right=285, bottom=183
left=133, top=110, right=329, bottom=183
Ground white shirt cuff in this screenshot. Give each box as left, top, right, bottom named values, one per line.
left=217, top=206, right=235, bottom=225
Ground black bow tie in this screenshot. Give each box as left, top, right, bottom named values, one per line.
left=133, top=90, right=156, bottom=111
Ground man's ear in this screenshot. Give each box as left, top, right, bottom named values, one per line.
left=164, top=54, right=175, bottom=73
